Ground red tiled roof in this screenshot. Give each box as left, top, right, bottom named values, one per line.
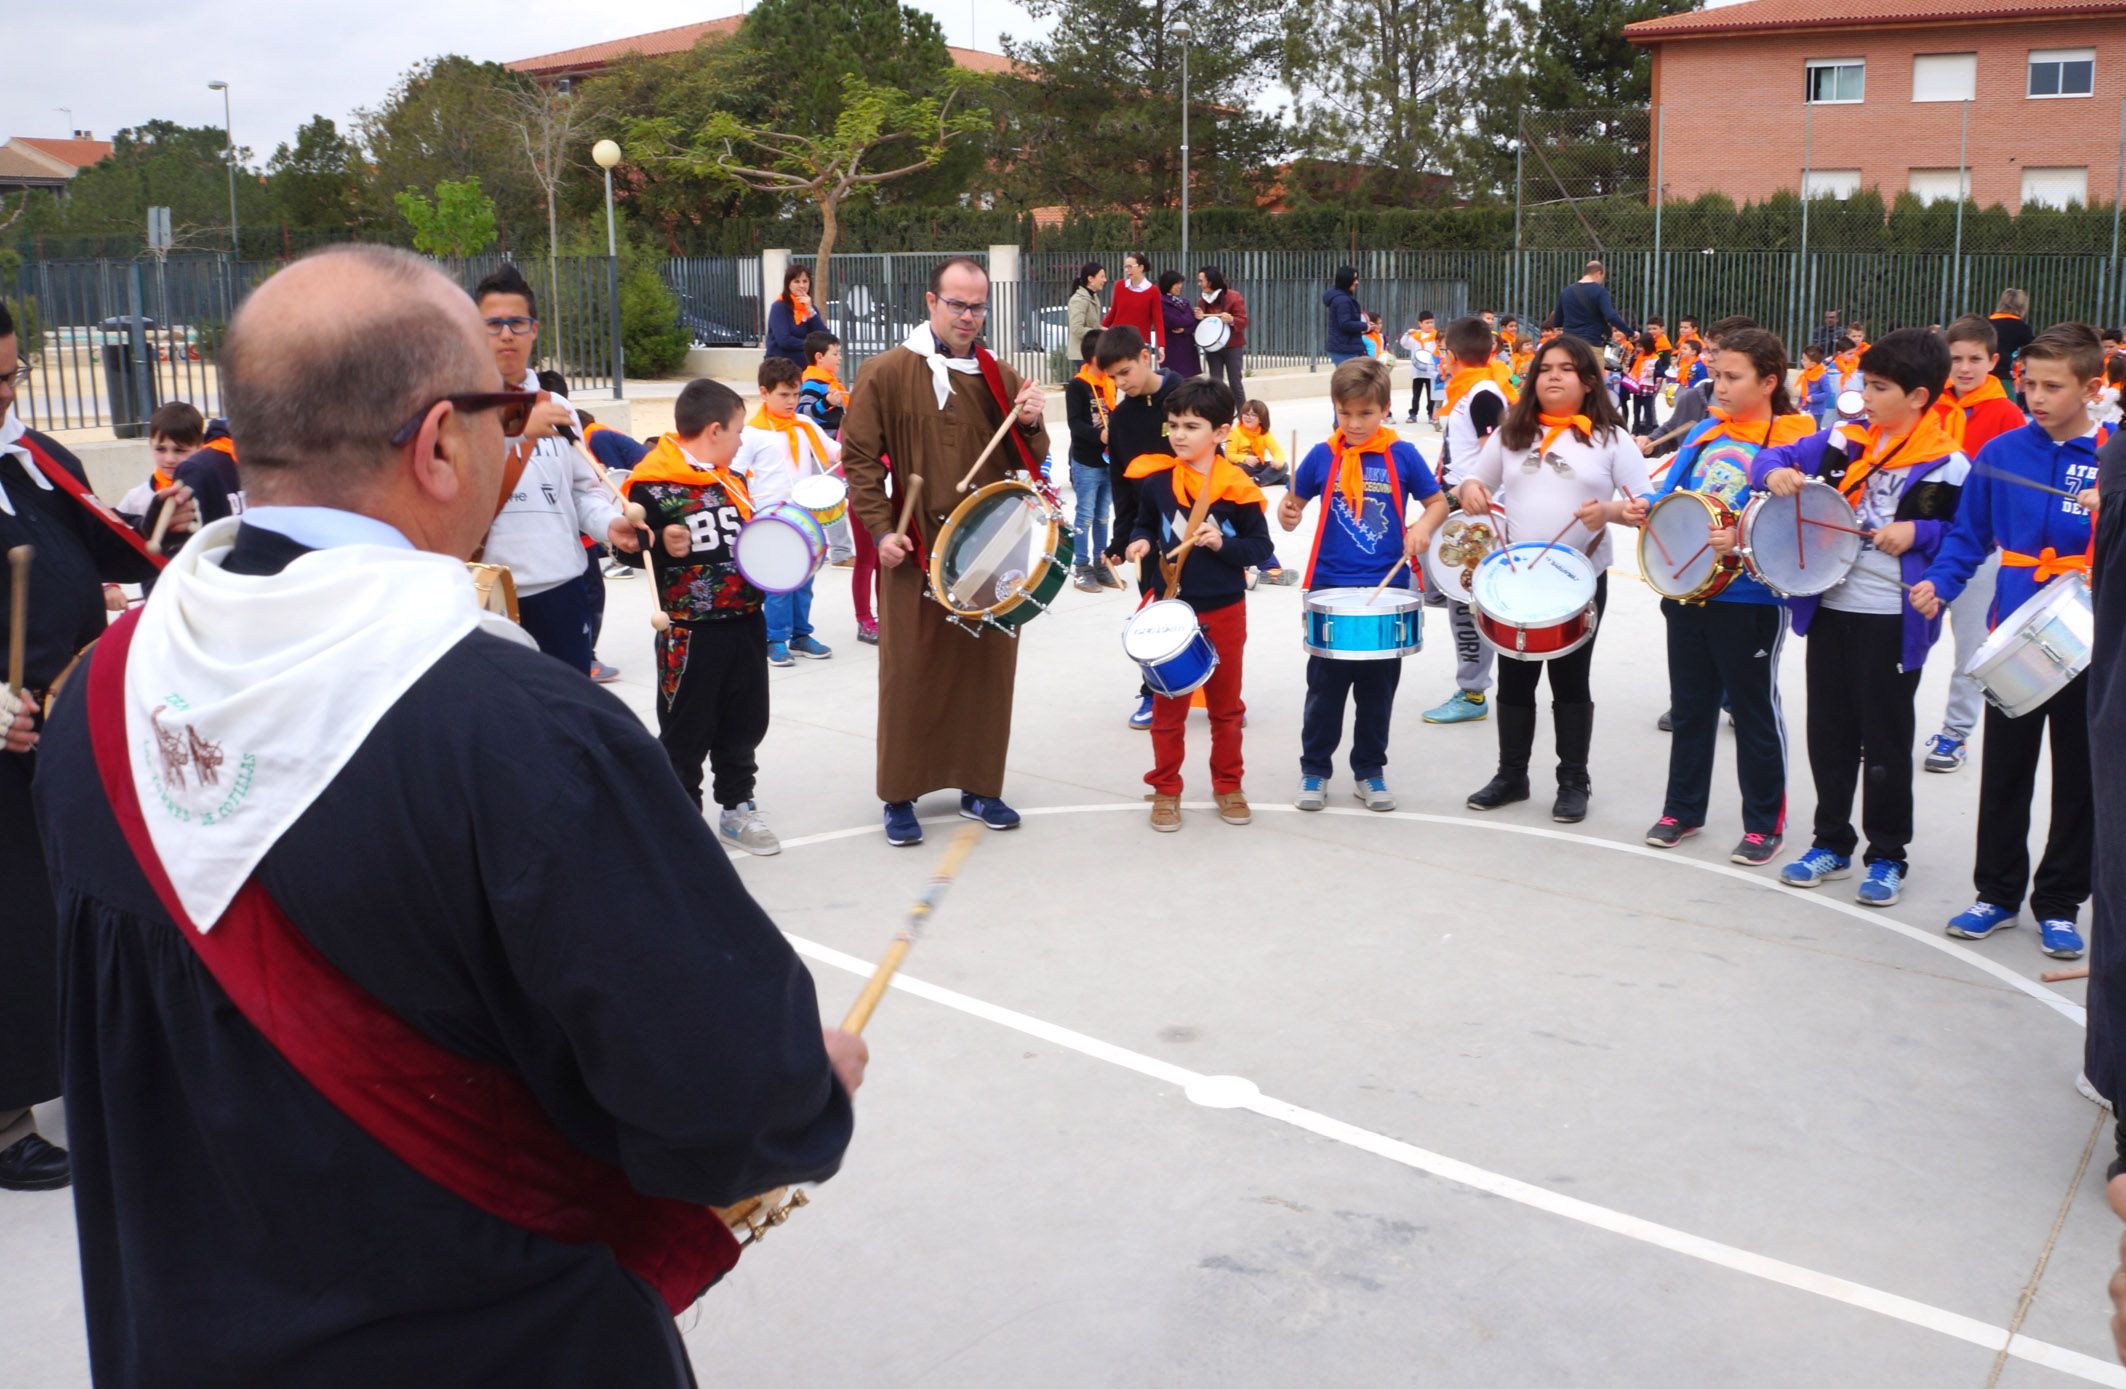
left=13, top=136, right=114, bottom=171
left=510, top=17, right=1015, bottom=77
left=1627, top=0, right=2126, bottom=41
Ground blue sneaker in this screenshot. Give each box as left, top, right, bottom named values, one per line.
left=2039, top=919, right=2086, bottom=959
left=767, top=641, right=795, bottom=667
left=1946, top=901, right=2017, bottom=940
left=789, top=635, right=833, bottom=660
left=1923, top=733, right=1966, bottom=773
left=883, top=800, right=923, bottom=846
left=1422, top=690, right=1488, bottom=724
left=1129, top=694, right=1154, bottom=730
left=959, top=793, right=1020, bottom=830
left=1778, top=847, right=1852, bottom=889
left=1294, top=775, right=1328, bottom=811
left=1856, top=860, right=1904, bottom=907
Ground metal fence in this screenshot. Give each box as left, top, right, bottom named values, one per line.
left=664, top=255, right=761, bottom=349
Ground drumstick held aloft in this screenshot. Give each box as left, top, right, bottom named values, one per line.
left=1366, top=555, right=1409, bottom=604
left=957, top=410, right=1029, bottom=493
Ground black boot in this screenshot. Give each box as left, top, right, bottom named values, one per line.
left=1467, top=704, right=1536, bottom=810
left=0, top=1132, right=70, bottom=1191
left=1552, top=701, right=1595, bottom=823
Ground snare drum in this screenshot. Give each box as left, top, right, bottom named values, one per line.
left=791, top=474, right=848, bottom=527
left=1195, top=315, right=1232, bottom=353
left=928, top=480, right=1075, bottom=630
left=1469, top=542, right=1600, bottom=660
left=734, top=503, right=829, bottom=593
left=1736, top=480, right=1862, bottom=599
left=1638, top=491, right=1738, bottom=603
left=1302, top=587, right=1423, bottom=659
left=1423, top=512, right=1503, bottom=606
left=1124, top=599, right=1218, bottom=697
left=1964, top=575, right=2093, bottom=718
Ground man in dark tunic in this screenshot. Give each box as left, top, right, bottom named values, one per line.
left=32, top=245, right=863, bottom=1385
left=841, top=257, right=1050, bottom=847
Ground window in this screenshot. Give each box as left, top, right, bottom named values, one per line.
left=2028, top=49, right=2095, bottom=98
left=1806, top=59, right=1865, bottom=103
left=2021, top=166, right=2089, bottom=208
left=1912, top=53, right=1977, bottom=102
left=1908, top=168, right=1970, bottom=203
left=1803, top=169, right=1863, bottom=199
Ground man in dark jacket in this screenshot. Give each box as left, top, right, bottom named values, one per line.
left=1323, top=267, right=1366, bottom=363
left=1552, top=260, right=1634, bottom=346
left=1987, top=288, right=2034, bottom=390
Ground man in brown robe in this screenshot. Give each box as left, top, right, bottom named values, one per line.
left=842, top=257, right=1049, bottom=845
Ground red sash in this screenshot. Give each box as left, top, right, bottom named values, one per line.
left=21, top=436, right=166, bottom=568
left=973, top=347, right=1043, bottom=477
left=1302, top=445, right=1409, bottom=590
left=83, top=611, right=738, bottom=1314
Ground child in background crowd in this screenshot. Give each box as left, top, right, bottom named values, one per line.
left=118, top=402, right=204, bottom=521
left=736, top=356, right=839, bottom=667
left=1401, top=312, right=1440, bottom=423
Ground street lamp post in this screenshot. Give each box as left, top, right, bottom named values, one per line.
left=592, top=138, right=626, bottom=400
left=1173, top=16, right=1193, bottom=274
left=206, top=81, right=237, bottom=256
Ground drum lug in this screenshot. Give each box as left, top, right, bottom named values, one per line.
left=736, top=1188, right=810, bottom=1247
left=947, top=614, right=982, bottom=638
left=2037, top=638, right=2067, bottom=670
left=985, top=614, right=1019, bottom=639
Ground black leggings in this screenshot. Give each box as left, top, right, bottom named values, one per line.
left=1496, top=573, right=1608, bottom=707
left=1410, top=377, right=1432, bottom=416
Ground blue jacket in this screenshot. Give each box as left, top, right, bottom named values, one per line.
left=1925, top=421, right=2104, bottom=623
left=1653, top=421, right=1783, bottom=605
left=1749, top=426, right=1968, bottom=671
left=1552, top=279, right=1633, bottom=346
left=1323, top=288, right=1366, bottom=357
left=764, top=298, right=827, bottom=367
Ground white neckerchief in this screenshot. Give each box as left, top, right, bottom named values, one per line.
left=0, top=406, right=50, bottom=518
left=899, top=323, right=984, bottom=412
left=1201, top=289, right=1222, bottom=305
left=122, top=515, right=533, bottom=928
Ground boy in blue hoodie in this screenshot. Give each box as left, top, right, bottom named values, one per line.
left=1909, top=324, right=2108, bottom=959
left=1749, top=328, right=1969, bottom=908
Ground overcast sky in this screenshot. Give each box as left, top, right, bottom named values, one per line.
left=8, top=1, right=1045, bottom=158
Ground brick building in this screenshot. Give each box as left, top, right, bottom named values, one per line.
left=508, top=16, right=1015, bottom=85
left=1627, top=0, right=2126, bottom=212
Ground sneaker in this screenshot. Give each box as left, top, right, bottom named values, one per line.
left=2078, top=1072, right=2114, bottom=1110
left=1945, top=901, right=2017, bottom=940
left=1856, top=861, right=1904, bottom=907
left=1295, top=775, right=1328, bottom=811
left=718, top=801, right=782, bottom=856
left=1129, top=694, right=1155, bottom=730
left=1073, top=566, right=1102, bottom=594
left=1423, top=690, right=1488, bottom=725
left=1405, top=411, right=1422, bottom=424
left=1778, top=847, right=1852, bottom=889
left=831, top=556, right=856, bottom=568
left=959, top=793, right=1021, bottom=831
left=789, top=635, right=833, bottom=660
left=1245, top=568, right=1259, bottom=590
left=1657, top=709, right=1673, bottom=733
left=1354, top=776, right=1397, bottom=812
left=1215, top=790, right=1251, bottom=825
left=1729, top=831, right=1783, bottom=866
left=2039, top=918, right=2086, bottom=959
left=1150, top=794, right=1182, bottom=832
left=1923, top=733, right=1967, bottom=773
left=589, top=658, right=622, bottom=684
left=767, top=641, right=795, bottom=668
left=1096, top=566, right=1125, bottom=590
left=1263, top=568, right=1299, bottom=586
left=857, top=620, right=880, bottom=645
left=1644, top=817, right=1698, bottom=848
left=883, top=800, right=923, bottom=846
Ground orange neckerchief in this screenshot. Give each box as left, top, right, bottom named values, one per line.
left=1653, top=331, right=1674, bottom=355
left=1443, top=365, right=1518, bottom=417
left=783, top=292, right=813, bottom=326
left=1948, top=373, right=2010, bottom=413
left=1834, top=348, right=1861, bottom=377
left=1409, top=327, right=1439, bottom=350
left=1363, top=331, right=1386, bottom=357
left=1694, top=408, right=1816, bottom=451
left=202, top=436, right=236, bottom=462
left=1675, top=343, right=1699, bottom=375
left=1678, top=330, right=1702, bottom=352
left=150, top=466, right=175, bottom=491
left=1073, top=362, right=1117, bottom=411
left=1511, top=346, right=1535, bottom=380
left=801, top=363, right=847, bottom=400
left=1838, top=410, right=1959, bottom=505
left=1122, top=450, right=1267, bottom=510
left=1535, top=413, right=1592, bottom=454
left=1797, top=362, right=1826, bottom=393
left=748, top=408, right=832, bottom=475
left=1324, top=426, right=1397, bottom=518
left=621, top=433, right=754, bottom=521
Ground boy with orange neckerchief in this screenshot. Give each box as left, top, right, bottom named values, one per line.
left=1424, top=315, right=1516, bottom=725
left=1279, top=359, right=1447, bottom=812
left=1124, top=380, right=1274, bottom=832
left=1750, top=328, right=1970, bottom=908
left=735, top=356, right=840, bottom=666
left=797, top=330, right=848, bottom=434
left=1400, top=311, right=1441, bottom=422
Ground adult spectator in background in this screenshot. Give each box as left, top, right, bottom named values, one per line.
left=1323, top=266, right=1366, bottom=364
left=1813, top=309, right=1845, bottom=356
left=1552, top=260, right=1634, bottom=347
left=1102, top=251, right=1163, bottom=359
left=1067, top=262, right=1106, bottom=365
left=1156, top=271, right=1201, bottom=380
left=1989, top=288, right=2034, bottom=389
left=764, top=265, right=827, bottom=368
left=1196, top=266, right=1247, bottom=404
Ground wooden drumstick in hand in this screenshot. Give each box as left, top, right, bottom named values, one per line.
left=570, top=436, right=648, bottom=529
left=893, top=473, right=924, bottom=543
left=1366, top=555, right=1409, bottom=604
left=7, top=546, right=30, bottom=698
left=145, top=494, right=179, bottom=552
left=956, top=412, right=1023, bottom=494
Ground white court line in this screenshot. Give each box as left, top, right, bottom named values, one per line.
left=755, top=801, right=2118, bottom=1382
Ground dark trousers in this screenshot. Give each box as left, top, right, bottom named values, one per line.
left=1629, top=391, right=1655, bottom=433
left=1410, top=376, right=1433, bottom=416
left=517, top=579, right=595, bottom=675
left=1301, top=655, right=1403, bottom=780
left=582, top=546, right=608, bottom=649
left=656, top=613, right=770, bottom=811
left=1496, top=574, right=1608, bottom=708
left=1204, top=347, right=1245, bottom=408
left=1975, top=672, right=2092, bottom=921
left=1661, top=599, right=1789, bottom=834
left=1803, top=608, right=1922, bottom=866
left=0, top=750, right=59, bottom=1110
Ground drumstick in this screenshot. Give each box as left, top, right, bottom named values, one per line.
left=146, top=491, right=178, bottom=551
left=892, top=473, right=924, bottom=543
left=7, top=546, right=29, bottom=698
left=1671, top=542, right=1712, bottom=580
left=957, top=409, right=1027, bottom=493
left=2042, top=965, right=2090, bottom=983
left=1799, top=516, right=1874, bottom=538
left=840, top=822, right=984, bottom=1034
left=570, top=436, right=648, bottom=526
left=1643, top=519, right=1676, bottom=569
left=1970, top=461, right=2088, bottom=503
left=1366, top=556, right=1409, bottom=604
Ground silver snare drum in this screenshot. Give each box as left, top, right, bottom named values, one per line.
left=1963, top=575, right=2093, bottom=718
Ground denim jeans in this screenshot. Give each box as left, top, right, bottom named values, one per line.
left=1070, top=461, right=1112, bottom=562
left=765, top=577, right=816, bottom=644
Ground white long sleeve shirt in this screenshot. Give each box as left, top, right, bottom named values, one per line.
left=480, top=376, right=622, bottom=596
left=734, top=418, right=839, bottom=512
left=1466, top=423, right=1650, bottom=570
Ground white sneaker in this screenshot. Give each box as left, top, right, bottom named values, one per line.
left=719, top=801, right=782, bottom=856
left=2078, top=1072, right=2114, bottom=1110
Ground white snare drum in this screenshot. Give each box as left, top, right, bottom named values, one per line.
left=791, top=474, right=848, bottom=527
left=1964, top=575, right=2093, bottom=718
left=1423, top=511, right=1503, bottom=606
left=1194, top=315, right=1232, bottom=353
left=1737, top=480, right=1863, bottom=598
left=1469, top=541, right=1600, bottom=660
left=1638, top=491, right=1739, bottom=603
left=734, top=503, right=829, bottom=593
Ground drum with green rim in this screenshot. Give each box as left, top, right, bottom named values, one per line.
left=927, top=480, right=1075, bottom=631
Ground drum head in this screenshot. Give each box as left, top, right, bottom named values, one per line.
left=936, top=484, right=1056, bottom=612
left=1194, top=315, right=1230, bottom=352
left=1472, top=543, right=1596, bottom=625
left=1123, top=599, right=1200, bottom=662
left=1641, top=493, right=1722, bottom=598
left=1424, top=513, right=1501, bottom=605
left=1307, top=585, right=1421, bottom=616
left=1741, top=482, right=1862, bottom=598
left=735, top=513, right=823, bottom=591
left=791, top=475, right=846, bottom=510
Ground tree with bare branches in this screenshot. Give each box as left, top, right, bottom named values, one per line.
left=485, top=73, right=603, bottom=324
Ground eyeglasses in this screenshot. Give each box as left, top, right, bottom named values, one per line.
left=483, top=316, right=537, bottom=338
left=3, top=363, right=30, bottom=386
left=935, top=297, right=990, bottom=321
left=388, top=390, right=539, bottom=447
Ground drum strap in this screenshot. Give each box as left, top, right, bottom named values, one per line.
left=1302, top=447, right=1402, bottom=590
left=21, top=436, right=166, bottom=568
left=972, top=348, right=1043, bottom=478
left=1159, top=475, right=1220, bottom=602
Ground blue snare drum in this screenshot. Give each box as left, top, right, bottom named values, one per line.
left=1123, top=599, right=1219, bottom=697
left=1301, top=587, right=1423, bottom=660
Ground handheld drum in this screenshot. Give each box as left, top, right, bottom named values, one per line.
left=928, top=480, right=1074, bottom=632
left=790, top=474, right=849, bottom=528
left=1637, top=492, right=1738, bottom=604
left=1123, top=599, right=1219, bottom=697
left=734, top=503, right=830, bottom=594
left=1735, top=480, right=1863, bottom=599
left=1194, top=315, right=1232, bottom=354
left=1422, top=512, right=1502, bottom=606
left=1963, top=575, right=2093, bottom=718
left=1469, top=541, right=1600, bottom=660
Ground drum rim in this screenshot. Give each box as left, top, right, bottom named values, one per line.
left=1735, top=483, right=1862, bottom=597
left=1965, top=572, right=2092, bottom=672
left=1471, top=544, right=1598, bottom=625
left=1123, top=599, right=1207, bottom=662
left=927, top=479, right=1066, bottom=618
left=1423, top=512, right=1501, bottom=601
left=1194, top=315, right=1231, bottom=350
left=735, top=509, right=827, bottom=588
left=1638, top=490, right=1738, bottom=602
left=1304, top=585, right=1424, bottom=613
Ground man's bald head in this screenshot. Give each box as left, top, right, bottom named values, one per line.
left=221, top=244, right=491, bottom=503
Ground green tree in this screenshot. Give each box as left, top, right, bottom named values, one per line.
left=395, top=176, right=499, bottom=257
left=357, top=56, right=541, bottom=247
left=40, top=121, right=269, bottom=252
left=268, top=116, right=364, bottom=234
